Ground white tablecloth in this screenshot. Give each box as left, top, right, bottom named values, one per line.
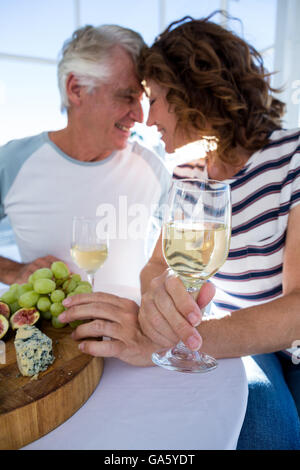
left=23, top=284, right=248, bottom=450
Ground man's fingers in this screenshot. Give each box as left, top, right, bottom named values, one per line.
left=63, top=291, right=136, bottom=309
left=72, top=318, right=121, bottom=341
left=78, top=338, right=124, bottom=358
left=12, top=255, right=65, bottom=284
left=59, top=296, right=138, bottom=326
left=62, top=293, right=100, bottom=308
left=33, top=255, right=61, bottom=269
left=20, top=255, right=62, bottom=278
left=58, top=301, right=121, bottom=324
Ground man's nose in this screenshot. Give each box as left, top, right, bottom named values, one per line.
left=130, top=100, right=144, bottom=123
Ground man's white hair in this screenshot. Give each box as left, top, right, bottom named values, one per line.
left=57, top=24, right=145, bottom=111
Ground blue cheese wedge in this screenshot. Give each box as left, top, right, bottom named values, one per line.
left=14, top=325, right=55, bottom=377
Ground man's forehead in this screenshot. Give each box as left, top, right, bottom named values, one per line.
left=118, top=85, right=144, bottom=96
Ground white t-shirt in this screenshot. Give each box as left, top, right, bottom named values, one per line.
left=0, top=132, right=171, bottom=288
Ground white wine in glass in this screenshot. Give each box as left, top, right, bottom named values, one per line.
left=163, top=221, right=229, bottom=287
left=152, top=178, right=231, bottom=373
left=71, top=216, right=108, bottom=291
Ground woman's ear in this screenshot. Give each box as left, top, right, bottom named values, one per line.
left=65, top=73, right=82, bottom=106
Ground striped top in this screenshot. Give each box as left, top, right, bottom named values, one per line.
left=173, top=128, right=300, bottom=320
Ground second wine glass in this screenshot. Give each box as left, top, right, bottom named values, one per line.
left=70, top=216, right=108, bottom=291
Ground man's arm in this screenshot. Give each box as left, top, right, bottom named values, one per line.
left=0, top=255, right=61, bottom=285
left=0, top=256, right=25, bottom=285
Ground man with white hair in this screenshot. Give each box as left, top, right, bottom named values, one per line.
left=0, top=25, right=170, bottom=289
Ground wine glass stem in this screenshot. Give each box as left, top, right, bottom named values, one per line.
left=186, top=282, right=204, bottom=301
left=188, top=288, right=200, bottom=301
left=87, top=273, right=95, bottom=292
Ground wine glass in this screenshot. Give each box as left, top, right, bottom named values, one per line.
left=71, top=216, right=109, bottom=291
left=152, top=178, right=231, bottom=373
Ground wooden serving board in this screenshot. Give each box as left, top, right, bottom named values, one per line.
left=0, top=319, right=104, bottom=450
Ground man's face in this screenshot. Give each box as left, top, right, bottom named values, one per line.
left=79, top=47, right=144, bottom=159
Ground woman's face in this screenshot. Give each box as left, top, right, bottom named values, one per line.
left=145, top=80, right=188, bottom=153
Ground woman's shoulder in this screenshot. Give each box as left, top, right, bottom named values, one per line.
left=263, top=128, right=300, bottom=154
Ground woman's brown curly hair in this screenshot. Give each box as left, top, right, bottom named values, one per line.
left=138, top=12, right=285, bottom=163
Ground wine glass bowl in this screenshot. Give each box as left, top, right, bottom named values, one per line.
left=71, top=216, right=108, bottom=291
left=152, top=178, right=231, bottom=373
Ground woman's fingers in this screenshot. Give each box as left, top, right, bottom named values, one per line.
left=196, top=281, right=216, bottom=309
left=163, top=274, right=202, bottom=325
left=150, top=280, right=202, bottom=348
left=139, top=294, right=178, bottom=348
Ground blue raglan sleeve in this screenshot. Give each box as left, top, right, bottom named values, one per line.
left=0, top=144, right=10, bottom=221
left=0, top=133, right=45, bottom=221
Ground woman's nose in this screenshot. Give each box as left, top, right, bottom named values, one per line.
left=146, top=108, right=155, bottom=127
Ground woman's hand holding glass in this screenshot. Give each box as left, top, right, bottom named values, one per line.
left=139, top=271, right=216, bottom=350
left=147, top=178, right=231, bottom=373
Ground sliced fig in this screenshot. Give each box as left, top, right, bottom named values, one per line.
left=0, top=314, right=9, bottom=339
left=0, top=301, right=10, bottom=319
left=10, top=308, right=40, bottom=330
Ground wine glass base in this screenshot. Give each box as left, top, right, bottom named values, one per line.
left=152, top=344, right=218, bottom=373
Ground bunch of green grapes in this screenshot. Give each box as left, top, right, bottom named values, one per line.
left=0, top=261, right=92, bottom=328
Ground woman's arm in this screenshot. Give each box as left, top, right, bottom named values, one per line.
left=140, top=232, right=167, bottom=293
left=139, top=204, right=300, bottom=358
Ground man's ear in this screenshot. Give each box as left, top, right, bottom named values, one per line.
left=66, top=73, right=82, bottom=106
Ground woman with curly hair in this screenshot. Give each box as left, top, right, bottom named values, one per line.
left=137, top=14, right=300, bottom=449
